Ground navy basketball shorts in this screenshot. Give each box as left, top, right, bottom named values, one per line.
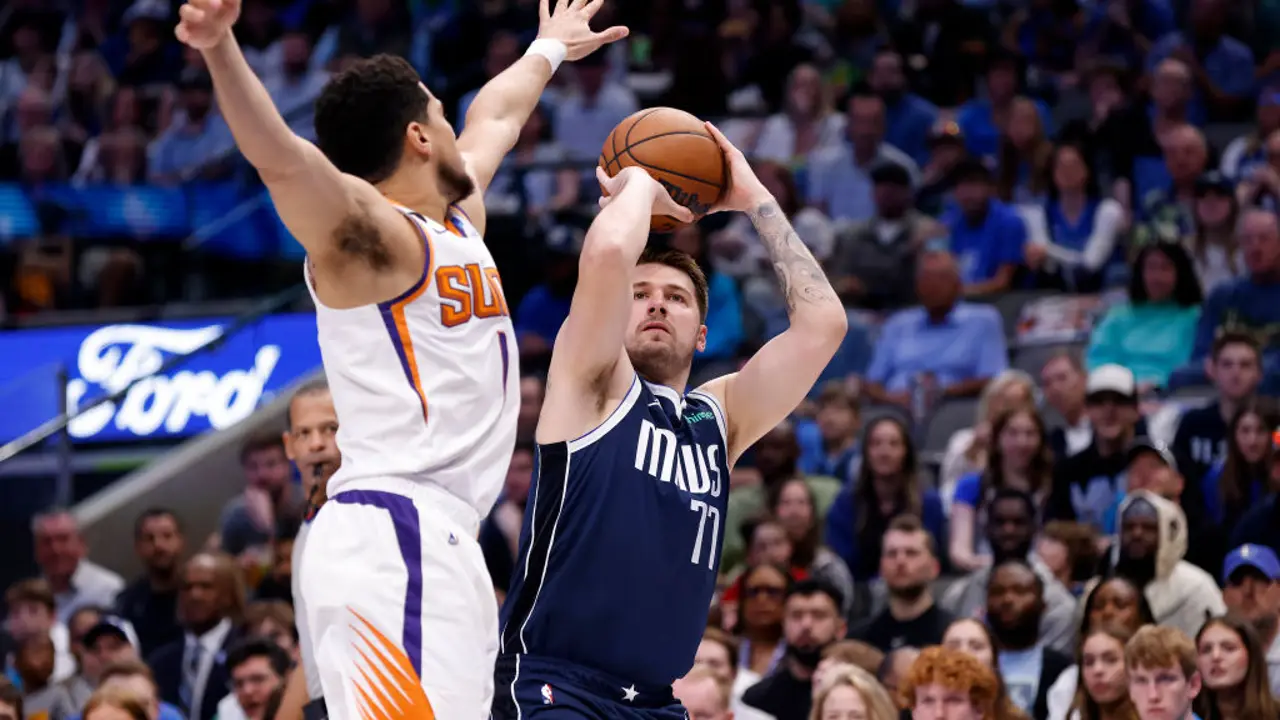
left=492, top=654, right=689, bottom=720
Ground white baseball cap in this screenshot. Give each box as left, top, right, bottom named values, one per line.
left=1086, top=364, right=1136, bottom=399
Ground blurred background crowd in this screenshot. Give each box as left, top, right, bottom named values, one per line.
left=6, top=0, right=1280, bottom=718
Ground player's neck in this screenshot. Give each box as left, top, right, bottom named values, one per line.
left=638, top=370, right=691, bottom=397
left=379, top=172, right=451, bottom=226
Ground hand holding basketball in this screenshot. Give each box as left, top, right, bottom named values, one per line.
left=702, top=122, right=773, bottom=214
left=175, top=0, right=241, bottom=49
left=538, top=0, right=629, bottom=62
left=597, top=167, right=695, bottom=224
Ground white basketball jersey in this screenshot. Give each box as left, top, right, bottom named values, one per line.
left=304, top=205, right=519, bottom=521
left=290, top=518, right=323, bottom=700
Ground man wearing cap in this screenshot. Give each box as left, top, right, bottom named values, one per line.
left=1047, top=364, right=1142, bottom=534
left=1102, top=490, right=1224, bottom=638
left=83, top=616, right=143, bottom=673
left=1122, top=438, right=1227, bottom=579
left=829, top=160, right=941, bottom=311
left=1222, top=544, right=1280, bottom=695
left=917, top=120, right=967, bottom=216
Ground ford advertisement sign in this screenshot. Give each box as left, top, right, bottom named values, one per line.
left=0, top=314, right=320, bottom=444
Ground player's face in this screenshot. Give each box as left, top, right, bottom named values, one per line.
left=1129, top=665, right=1199, bottom=720
left=1197, top=623, right=1249, bottom=690
left=626, top=264, right=706, bottom=384
left=416, top=84, right=474, bottom=204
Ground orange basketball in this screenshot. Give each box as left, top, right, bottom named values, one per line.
left=598, top=107, right=728, bottom=233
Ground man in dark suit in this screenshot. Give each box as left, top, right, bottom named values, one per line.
left=147, top=552, right=244, bottom=720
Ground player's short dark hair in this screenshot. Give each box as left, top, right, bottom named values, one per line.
left=1211, top=330, right=1261, bottom=363
left=315, top=54, right=429, bottom=184
left=226, top=637, right=291, bottom=678
left=786, top=577, right=845, bottom=612
left=637, top=247, right=709, bottom=322
left=133, top=507, right=181, bottom=540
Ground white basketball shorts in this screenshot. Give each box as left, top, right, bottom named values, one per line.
left=298, top=478, right=497, bottom=720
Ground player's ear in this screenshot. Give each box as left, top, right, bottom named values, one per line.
left=696, top=324, right=707, bottom=352
left=406, top=121, right=431, bottom=158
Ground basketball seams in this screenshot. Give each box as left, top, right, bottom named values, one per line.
left=621, top=131, right=723, bottom=187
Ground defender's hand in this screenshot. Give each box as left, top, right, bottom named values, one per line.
left=597, top=166, right=695, bottom=223
left=703, top=121, right=772, bottom=214
left=538, top=0, right=629, bottom=62
left=176, top=0, right=241, bottom=49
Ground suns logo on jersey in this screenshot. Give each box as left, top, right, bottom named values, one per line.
left=436, top=263, right=510, bottom=327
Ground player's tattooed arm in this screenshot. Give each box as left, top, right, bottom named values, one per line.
left=746, top=202, right=841, bottom=316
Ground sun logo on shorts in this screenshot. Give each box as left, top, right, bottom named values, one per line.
left=348, top=609, right=437, bottom=720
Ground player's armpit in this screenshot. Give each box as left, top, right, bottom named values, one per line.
left=264, top=142, right=422, bottom=307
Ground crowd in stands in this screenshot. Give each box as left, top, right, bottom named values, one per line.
left=8, top=0, right=1280, bottom=718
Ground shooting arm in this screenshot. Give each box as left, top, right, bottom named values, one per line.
left=702, top=199, right=847, bottom=465
left=201, top=36, right=405, bottom=264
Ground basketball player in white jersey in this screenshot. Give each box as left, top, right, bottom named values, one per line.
left=174, top=0, right=627, bottom=716
left=273, top=379, right=338, bottom=720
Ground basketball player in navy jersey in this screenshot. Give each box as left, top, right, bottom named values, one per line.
left=493, top=123, right=848, bottom=718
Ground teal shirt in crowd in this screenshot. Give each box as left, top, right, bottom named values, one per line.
left=1086, top=302, right=1200, bottom=387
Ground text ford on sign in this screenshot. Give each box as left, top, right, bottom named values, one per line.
left=0, top=314, right=321, bottom=444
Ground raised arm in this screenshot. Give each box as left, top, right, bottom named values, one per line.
left=536, top=167, right=693, bottom=444
left=177, top=0, right=414, bottom=305
left=697, top=124, right=848, bottom=465
left=456, top=0, right=626, bottom=214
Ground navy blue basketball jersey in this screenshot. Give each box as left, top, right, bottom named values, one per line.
left=499, top=374, right=731, bottom=688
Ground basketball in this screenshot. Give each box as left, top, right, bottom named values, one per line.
left=598, top=107, right=728, bottom=233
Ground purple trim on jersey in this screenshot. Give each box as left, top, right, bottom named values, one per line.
left=377, top=213, right=435, bottom=407
left=449, top=203, right=473, bottom=225
left=331, top=489, right=424, bottom=676
left=498, top=330, right=510, bottom=402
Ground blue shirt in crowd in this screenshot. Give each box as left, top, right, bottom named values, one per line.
left=866, top=302, right=1009, bottom=393
left=943, top=200, right=1028, bottom=286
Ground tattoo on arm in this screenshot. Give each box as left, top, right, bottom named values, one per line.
left=746, top=202, right=839, bottom=314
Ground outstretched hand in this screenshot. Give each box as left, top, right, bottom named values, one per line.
left=538, top=0, right=629, bottom=62
left=175, top=0, right=241, bottom=49
left=597, top=166, right=695, bottom=224
left=702, top=122, right=773, bottom=214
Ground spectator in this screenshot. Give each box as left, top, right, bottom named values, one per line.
left=115, top=509, right=184, bottom=658
left=939, top=619, right=1028, bottom=720
left=262, top=30, right=329, bottom=141
left=1133, top=125, right=1208, bottom=248
left=995, top=97, right=1054, bottom=206
left=1040, top=351, right=1093, bottom=459
left=828, top=161, right=939, bottom=311
left=1101, top=491, right=1226, bottom=637
left=1068, top=625, right=1140, bottom=720
left=863, top=250, right=1009, bottom=409
left=1170, top=331, right=1263, bottom=489
left=668, top=223, right=745, bottom=372
left=1184, top=209, right=1280, bottom=387
left=239, top=602, right=296, bottom=664
left=85, top=660, right=183, bottom=720
left=15, top=633, right=75, bottom=720
left=1021, top=143, right=1126, bottom=293
left=1230, top=448, right=1280, bottom=559
left=808, top=664, right=898, bottom=720
left=1043, top=576, right=1158, bottom=720
left=798, top=382, right=860, bottom=483
left=816, top=640, right=886, bottom=681
left=480, top=442, right=533, bottom=595
left=690, top=628, right=773, bottom=720
left=0, top=678, right=18, bottom=720
left=1145, top=0, right=1256, bottom=120
left=516, top=376, right=544, bottom=444
left=768, top=478, right=855, bottom=612
left=1194, top=615, right=1279, bottom=720
left=3, top=580, right=74, bottom=686
left=147, top=68, right=234, bottom=185
left=1234, top=129, right=1280, bottom=211
left=1125, top=625, right=1203, bottom=720
left=917, top=121, right=968, bottom=216
left=483, top=103, right=579, bottom=220
left=956, top=51, right=1047, bottom=162
left=672, top=666, right=733, bottom=720
left=217, top=639, right=288, bottom=720
left=984, top=559, right=1073, bottom=718
left=1219, top=544, right=1280, bottom=695
left=1199, top=399, right=1280, bottom=528
left=1221, top=88, right=1280, bottom=180
left=147, top=553, right=245, bottom=720
left=552, top=49, right=637, bottom=185
left=807, top=86, right=918, bottom=223
left=949, top=408, right=1053, bottom=572
left=1086, top=242, right=1203, bottom=389
left=900, top=645, right=1001, bottom=720
left=752, top=64, right=843, bottom=167
left=1124, top=439, right=1227, bottom=579
left=741, top=579, right=847, bottom=720
left=83, top=617, right=144, bottom=680
left=1035, top=521, right=1101, bottom=597
left=880, top=647, right=922, bottom=708
left=82, top=686, right=148, bottom=720
left=940, top=371, right=1037, bottom=509
left=217, top=432, right=304, bottom=558
left=1047, top=364, right=1141, bottom=533
left=61, top=607, right=104, bottom=707
left=1188, top=171, right=1244, bottom=294
left=942, top=161, right=1028, bottom=296
left=941, top=489, right=1077, bottom=653
left=825, top=417, right=947, bottom=582
left=848, top=515, right=955, bottom=653
left=32, top=510, right=124, bottom=624
left=729, top=563, right=791, bottom=685
left=867, top=48, right=938, bottom=167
